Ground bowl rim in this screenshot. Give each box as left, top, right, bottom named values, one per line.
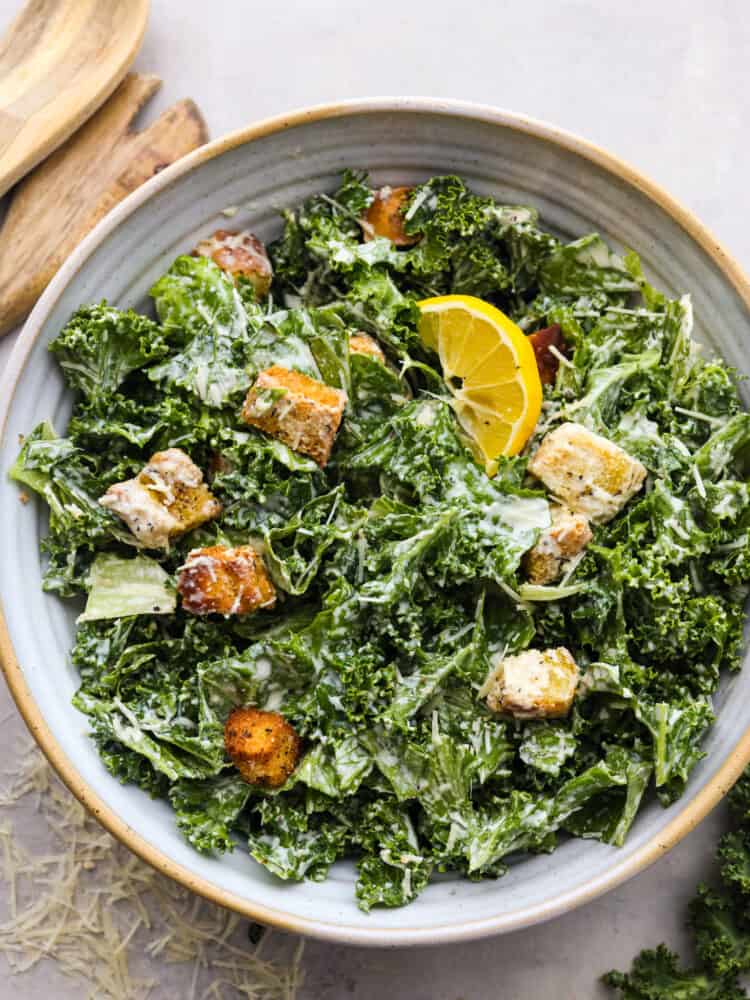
left=2, top=96, right=750, bottom=947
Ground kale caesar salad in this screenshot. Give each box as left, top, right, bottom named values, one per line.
left=10, top=173, right=750, bottom=911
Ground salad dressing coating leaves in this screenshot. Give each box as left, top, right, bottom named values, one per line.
left=12, top=172, right=750, bottom=910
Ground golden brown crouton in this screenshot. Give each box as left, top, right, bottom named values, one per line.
left=194, top=229, right=272, bottom=298
left=224, top=707, right=301, bottom=788
left=485, top=647, right=580, bottom=720
left=361, top=186, right=419, bottom=246
left=523, top=505, right=593, bottom=585
left=177, top=545, right=276, bottom=617
left=349, top=332, right=385, bottom=363
left=528, top=422, right=647, bottom=524
left=241, top=365, right=347, bottom=467
left=99, top=448, right=221, bottom=549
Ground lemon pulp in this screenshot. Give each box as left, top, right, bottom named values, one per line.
left=417, top=294, right=543, bottom=474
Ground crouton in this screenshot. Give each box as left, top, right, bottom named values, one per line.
left=527, top=324, right=565, bottom=385
left=241, top=365, right=347, bottom=467
left=177, top=545, right=276, bottom=617
left=99, top=448, right=221, bottom=549
left=485, top=647, right=580, bottom=720
left=361, top=186, right=419, bottom=246
left=224, top=707, right=301, bottom=788
left=523, top=505, right=593, bottom=585
left=528, top=422, right=647, bottom=524
left=349, top=332, right=385, bottom=363
left=194, top=229, right=272, bottom=298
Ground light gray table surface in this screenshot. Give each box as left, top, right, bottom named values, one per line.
left=0, top=1, right=746, bottom=996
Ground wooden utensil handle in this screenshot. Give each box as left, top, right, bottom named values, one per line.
left=0, top=73, right=208, bottom=337
left=0, top=0, right=149, bottom=199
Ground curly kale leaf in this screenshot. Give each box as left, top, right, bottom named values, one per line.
left=10, top=421, right=138, bottom=594
left=689, top=885, right=750, bottom=979
left=345, top=400, right=549, bottom=585
left=148, top=255, right=252, bottom=406
left=49, top=303, right=169, bottom=402
left=246, top=796, right=353, bottom=881
left=293, top=735, right=373, bottom=798
left=604, top=944, right=746, bottom=1000
left=337, top=268, right=422, bottom=356
left=66, top=390, right=216, bottom=459
left=579, top=663, right=714, bottom=798
left=465, top=752, right=631, bottom=873
left=354, top=799, right=433, bottom=911
left=211, top=428, right=324, bottom=535
left=71, top=616, right=180, bottom=697
left=72, top=616, right=234, bottom=781
left=262, top=487, right=367, bottom=595
left=564, top=753, right=652, bottom=847
left=694, top=414, right=750, bottom=482
left=519, top=723, right=578, bottom=777
left=80, top=692, right=224, bottom=782
left=11, top=422, right=124, bottom=539
left=270, top=168, right=373, bottom=293
left=383, top=647, right=473, bottom=730
left=169, top=774, right=252, bottom=854
left=94, top=737, right=170, bottom=798
left=336, top=349, right=411, bottom=455
left=636, top=698, right=714, bottom=797
left=562, top=349, right=662, bottom=430
left=271, top=171, right=563, bottom=348
left=400, top=174, right=512, bottom=297
left=679, top=777, right=750, bottom=984
left=539, top=234, right=639, bottom=298
left=344, top=398, right=466, bottom=498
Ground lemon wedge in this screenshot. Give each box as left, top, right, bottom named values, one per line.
left=417, top=294, right=542, bottom=473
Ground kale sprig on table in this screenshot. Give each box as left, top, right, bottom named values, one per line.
left=605, top=769, right=750, bottom=999
left=10, top=171, right=750, bottom=910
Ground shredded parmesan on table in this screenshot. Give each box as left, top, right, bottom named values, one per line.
left=0, top=741, right=303, bottom=999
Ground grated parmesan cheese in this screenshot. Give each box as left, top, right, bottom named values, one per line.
left=0, top=741, right=303, bottom=999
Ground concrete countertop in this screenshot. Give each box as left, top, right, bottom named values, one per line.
left=0, top=1, right=744, bottom=996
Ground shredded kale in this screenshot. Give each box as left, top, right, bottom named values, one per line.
left=11, top=171, right=750, bottom=912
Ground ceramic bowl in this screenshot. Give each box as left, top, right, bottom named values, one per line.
left=1, top=100, right=749, bottom=946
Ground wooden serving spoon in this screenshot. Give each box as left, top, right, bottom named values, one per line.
left=0, top=72, right=208, bottom=336
left=0, top=0, right=149, bottom=199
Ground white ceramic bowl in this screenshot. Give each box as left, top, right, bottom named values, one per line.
left=2, top=100, right=750, bottom=946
